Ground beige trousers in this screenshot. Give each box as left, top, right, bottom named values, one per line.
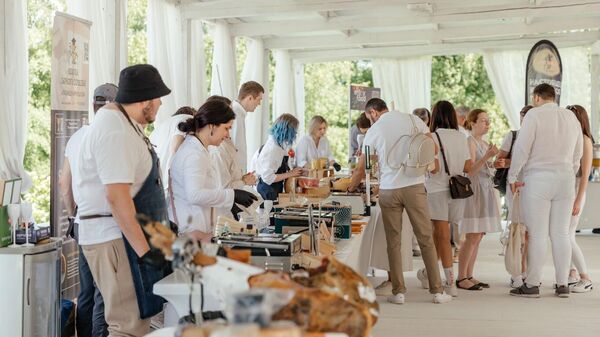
left=379, top=184, right=443, bottom=295
left=82, top=238, right=150, bottom=337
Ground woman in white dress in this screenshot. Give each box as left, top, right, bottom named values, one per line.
left=169, top=100, right=257, bottom=241
left=566, top=104, right=594, bottom=293
left=295, top=116, right=340, bottom=170
left=457, top=109, right=502, bottom=290
left=425, top=101, right=472, bottom=297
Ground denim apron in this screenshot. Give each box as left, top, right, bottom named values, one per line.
left=116, top=104, right=172, bottom=319
left=257, top=144, right=290, bottom=201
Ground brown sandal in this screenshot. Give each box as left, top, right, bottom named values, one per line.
left=469, top=277, right=490, bottom=288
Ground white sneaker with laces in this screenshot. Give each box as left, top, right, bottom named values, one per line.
left=444, top=280, right=458, bottom=297
left=571, top=279, right=593, bottom=293
left=433, top=292, right=452, bottom=304
left=417, top=268, right=429, bottom=289
left=387, top=293, right=405, bottom=304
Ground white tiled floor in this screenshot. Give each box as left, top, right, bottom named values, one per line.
left=371, top=231, right=600, bottom=337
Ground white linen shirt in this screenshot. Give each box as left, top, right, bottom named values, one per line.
left=508, top=102, right=583, bottom=183
left=75, top=107, right=152, bottom=245
left=295, top=134, right=334, bottom=168
left=363, top=111, right=430, bottom=190
left=426, top=128, right=471, bottom=193
left=256, top=136, right=288, bottom=185
left=209, top=138, right=245, bottom=189
left=169, top=136, right=235, bottom=234
left=149, top=114, right=192, bottom=190
left=231, top=101, right=248, bottom=172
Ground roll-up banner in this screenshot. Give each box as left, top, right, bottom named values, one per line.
left=51, top=12, right=91, bottom=299
left=525, top=40, right=563, bottom=105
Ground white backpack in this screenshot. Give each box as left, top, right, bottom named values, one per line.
left=387, top=114, right=436, bottom=177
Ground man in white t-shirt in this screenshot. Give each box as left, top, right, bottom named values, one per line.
left=348, top=98, right=451, bottom=305
left=231, top=81, right=264, bottom=172
left=75, top=64, right=172, bottom=336
left=59, top=83, right=117, bottom=337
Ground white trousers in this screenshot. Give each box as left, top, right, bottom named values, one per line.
left=570, top=178, right=588, bottom=275
left=521, top=171, right=575, bottom=287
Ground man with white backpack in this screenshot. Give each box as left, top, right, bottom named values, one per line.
left=348, top=98, right=452, bottom=304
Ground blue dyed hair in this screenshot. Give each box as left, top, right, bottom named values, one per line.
left=270, top=113, right=299, bottom=147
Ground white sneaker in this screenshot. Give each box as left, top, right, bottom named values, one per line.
left=417, top=268, right=429, bottom=289
left=571, top=279, right=593, bottom=293
left=387, top=293, right=405, bottom=304
left=375, top=280, right=392, bottom=295
left=433, top=292, right=452, bottom=304
left=444, top=280, right=458, bottom=297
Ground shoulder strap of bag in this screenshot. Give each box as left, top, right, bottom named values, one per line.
left=168, top=135, right=187, bottom=226
left=386, top=114, right=416, bottom=169
left=507, top=130, right=517, bottom=158
left=434, top=131, right=450, bottom=175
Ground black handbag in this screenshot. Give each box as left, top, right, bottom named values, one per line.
left=493, top=131, right=517, bottom=195
left=435, top=132, right=473, bottom=199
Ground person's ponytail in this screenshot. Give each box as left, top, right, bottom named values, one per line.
left=178, top=100, right=235, bottom=134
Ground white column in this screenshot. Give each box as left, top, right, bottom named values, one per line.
left=210, top=21, right=237, bottom=99
left=241, top=38, right=268, bottom=165
left=0, top=0, right=30, bottom=188
left=66, top=0, right=126, bottom=117
left=272, top=49, right=296, bottom=119
left=591, top=41, right=600, bottom=140
left=147, top=0, right=188, bottom=126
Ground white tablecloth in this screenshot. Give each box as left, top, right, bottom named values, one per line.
left=334, top=205, right=414, bottom=275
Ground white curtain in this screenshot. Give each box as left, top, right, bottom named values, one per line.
left=294, top=62, right=306, bottom=135
left=560, top=46, right=591, bottom=110
left=148, top=0, right=188, bottom=126
left=240, top=38, right=269, bottom=164
left=66, top=0, right=127, bottom=118
left=210, top=22, right=237, bottom=99
left=483, top=47, right=591, bottom=129
left=483, top=50, right=527, bottom=129
left=272, top=50, right=297, bottom=119
left=190, top=20, right=206, bottom=109
left=0, top=0, right=30, bottom=188
left=372, top=57, right=432, bottom=113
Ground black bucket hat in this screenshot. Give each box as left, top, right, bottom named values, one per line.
left=115, top=64, right=171, bottom=104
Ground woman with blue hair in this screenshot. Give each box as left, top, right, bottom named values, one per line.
left=255, top=113, right=303, bottom=201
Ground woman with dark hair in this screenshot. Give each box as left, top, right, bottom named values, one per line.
left=349, top=113, right=371, bottom=160
left=254, top=113, right=303, bottom=201
left=566, top=104, right=594, bottom=293
left=417, top=100, right=471, bottom=297
left=168, top=100, right=257, bottom=241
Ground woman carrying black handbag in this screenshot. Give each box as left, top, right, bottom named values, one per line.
left=420, top=101, right=473, bottom=297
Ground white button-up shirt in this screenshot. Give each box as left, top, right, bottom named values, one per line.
left=255, top=136, right=288, bottom=185
left=295, top=134, right=334, bottom=168
left=508, top=102, right=583, bottom=183
left=168, top=136, right=235, bottom=234
left=209, top=138, right=245, bottom=189
left=231, top=101, right=248, bottom=172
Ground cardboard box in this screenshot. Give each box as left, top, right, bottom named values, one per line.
left=0, top=206, right=12, bottom=247
left=16, top=225, right=51, bottom=244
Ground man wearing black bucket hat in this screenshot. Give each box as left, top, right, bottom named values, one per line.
left=75, top=64, right=172, bottom=336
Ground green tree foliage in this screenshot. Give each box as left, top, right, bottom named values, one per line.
left=127, top=0, right=148, bottom=65
left=303, top=60, right=373, bottom=163
left=431, top=54, right=510, bottom=145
